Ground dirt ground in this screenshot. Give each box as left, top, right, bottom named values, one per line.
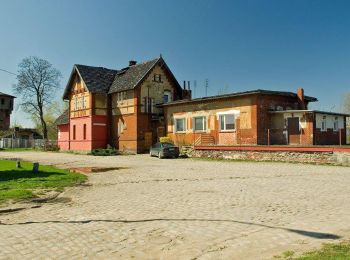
left=1, top=151, right=350, bottom=259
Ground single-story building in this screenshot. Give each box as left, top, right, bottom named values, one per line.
left=163, top=88, right=349, bottom=146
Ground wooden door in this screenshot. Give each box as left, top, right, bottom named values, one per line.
left=287, top=117, right=300, bottom=144
left=144, top=132, right=152, bottom=150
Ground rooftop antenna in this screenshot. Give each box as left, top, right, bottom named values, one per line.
left=205, top=79, right=209, bottom=97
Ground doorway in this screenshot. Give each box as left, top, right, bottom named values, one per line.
left=287, top=117, right=300, bottom=144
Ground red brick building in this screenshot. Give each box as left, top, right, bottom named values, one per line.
left=164, top=88, right=349, bottom=146
left=56, top=57, right=349, bottom=152
left=56, top=56, right=190, bottom=153
left=0, top=92, right=15, bottom=131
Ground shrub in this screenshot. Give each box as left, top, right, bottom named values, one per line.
left=159, top=136, right=172, bottom=143
left=90, top=148, right=118, bottom=156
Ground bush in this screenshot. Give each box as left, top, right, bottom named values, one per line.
left=90, top=148, right=118, bottom=156
left=159, top=136, right=172, bottom=143
left=45, top=144, right=60, bottom=152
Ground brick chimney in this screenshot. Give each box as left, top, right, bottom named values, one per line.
left=182, top=81, right=192, bottom=100
left=297, top=87, right=305, bottom=109
left=129, top=60, right=137, bottom=66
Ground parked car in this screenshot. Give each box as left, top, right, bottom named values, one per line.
left=150, top=142, right=180, bottom=159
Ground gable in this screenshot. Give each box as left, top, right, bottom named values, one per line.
left=108, top=57, right=182, bottom=94
left=63, top=65, right=117, bottom=100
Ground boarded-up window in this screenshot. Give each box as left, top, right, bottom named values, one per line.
left=83, top=124, right=87, bottom=140
left=73, top=125, right=76, bottom=140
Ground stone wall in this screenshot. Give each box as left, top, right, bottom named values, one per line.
left=188, top=148, right=350, bottom=166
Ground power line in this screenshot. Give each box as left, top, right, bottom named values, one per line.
left=0, top=68, right=17, bottom=76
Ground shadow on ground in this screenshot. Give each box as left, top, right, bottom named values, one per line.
left=0, top=218, right=340, bottom=240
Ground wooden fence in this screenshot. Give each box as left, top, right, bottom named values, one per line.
left=0, top=138, right=56, bottom=149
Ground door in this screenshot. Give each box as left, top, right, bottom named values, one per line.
left=287, top=117, right=300, bottom=144
left=144, top=132, right=152, bottom=151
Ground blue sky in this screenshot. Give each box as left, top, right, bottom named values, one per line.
left=0, top=0, right=349, bottom=127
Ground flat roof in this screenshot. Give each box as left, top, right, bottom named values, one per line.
left=269, top=110, right=350, bottom=117
left=163, top=89, right=317, bottom=106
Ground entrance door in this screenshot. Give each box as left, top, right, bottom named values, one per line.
left=287, top=117, right=300, bottom=144
left=144, top=132, right=152, bottom=151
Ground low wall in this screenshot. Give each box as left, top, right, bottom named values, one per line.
left=188, top=147, right=350, bottom=166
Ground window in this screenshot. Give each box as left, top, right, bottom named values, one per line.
left=193, top=116, right=206, bottom=131
left=321, top=116, right=327, bottom=132
left=175, top=118, right=186, bottom=132
left=81, top=96, right=85, bottom=109
left=154, top=74, right=162, bottom=82
left=219, top=114, right=235, bottom=131
left=333, top=117, right=339, bottom=131
left=1, top=99, right=4, bottom=105
left=143, top=97, right=154, bottom=113
left=74, top=96, right=78, bottom=111
left=73, top=125, right=76, bottom=140
left=83, top=124, right=87, bottom=140
left=163, top=90, right=172, bottom=103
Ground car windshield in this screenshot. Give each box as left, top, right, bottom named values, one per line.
left=161, top=142, right=175, bottom=148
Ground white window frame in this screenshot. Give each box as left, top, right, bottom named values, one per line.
left=321, top=116, right=327, bottom=132
left=81, top=95, right=85, bottom=109
left=219, top=114, right=235, bottom=132
left=193, top=116, right=207, bottom=132
left=333, top=117, right=339, bottom=132
left=74, top=96, right=78, bottom=111
left=175, top=118, right=186, bottom=133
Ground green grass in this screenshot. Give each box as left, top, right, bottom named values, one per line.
left=275, top=241, right=350, bottom=259
left=0, top=160, right=87, bottom=203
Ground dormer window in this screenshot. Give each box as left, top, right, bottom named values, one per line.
left=154, top=74, right=162, bottom=83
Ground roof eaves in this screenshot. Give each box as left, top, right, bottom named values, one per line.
left=132, top=57, right=160, bottom=89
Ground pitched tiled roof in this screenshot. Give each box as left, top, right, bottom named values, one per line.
left=75, top=65, right=118, bottom=94
left=55, top=110, right=69, bottom=126
left=0, top=92, right=15, bottom=98
left=108, top=58, right=159, bottom=93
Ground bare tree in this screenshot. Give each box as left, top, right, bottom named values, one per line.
left=13, top=56, right=62, bottom=140
left=343, top=92, right=350, bottom=114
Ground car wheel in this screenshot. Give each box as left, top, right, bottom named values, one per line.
left=158, top=152, right=163, bottom=159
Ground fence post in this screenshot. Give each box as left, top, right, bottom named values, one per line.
left=267, top=128, right=270, bottom=146
left=339, top=128, right=342, bottom=146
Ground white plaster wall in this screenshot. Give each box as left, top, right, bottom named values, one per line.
left=315, top=113, right=344, bottom=129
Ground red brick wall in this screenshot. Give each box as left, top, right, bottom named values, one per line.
left=57, top=124, right=70, bottom=150
left=113, top=114, right=138, bottom=153
left=257, top=94, right=302, bottom=145
left=69, top=116, right=92, bottom=151
left=314, top=128, right=346, bottom=145
left=0, top=110, right=10, bottom=130
left=91, top=115, right=108, bottom=150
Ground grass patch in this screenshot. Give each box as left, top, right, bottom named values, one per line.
left=0, top=160, right=87, bottom=203
left=274, top=241, right=350, bottom=259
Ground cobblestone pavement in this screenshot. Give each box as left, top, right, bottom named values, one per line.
left=1, top=151, right=350, bottom=259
